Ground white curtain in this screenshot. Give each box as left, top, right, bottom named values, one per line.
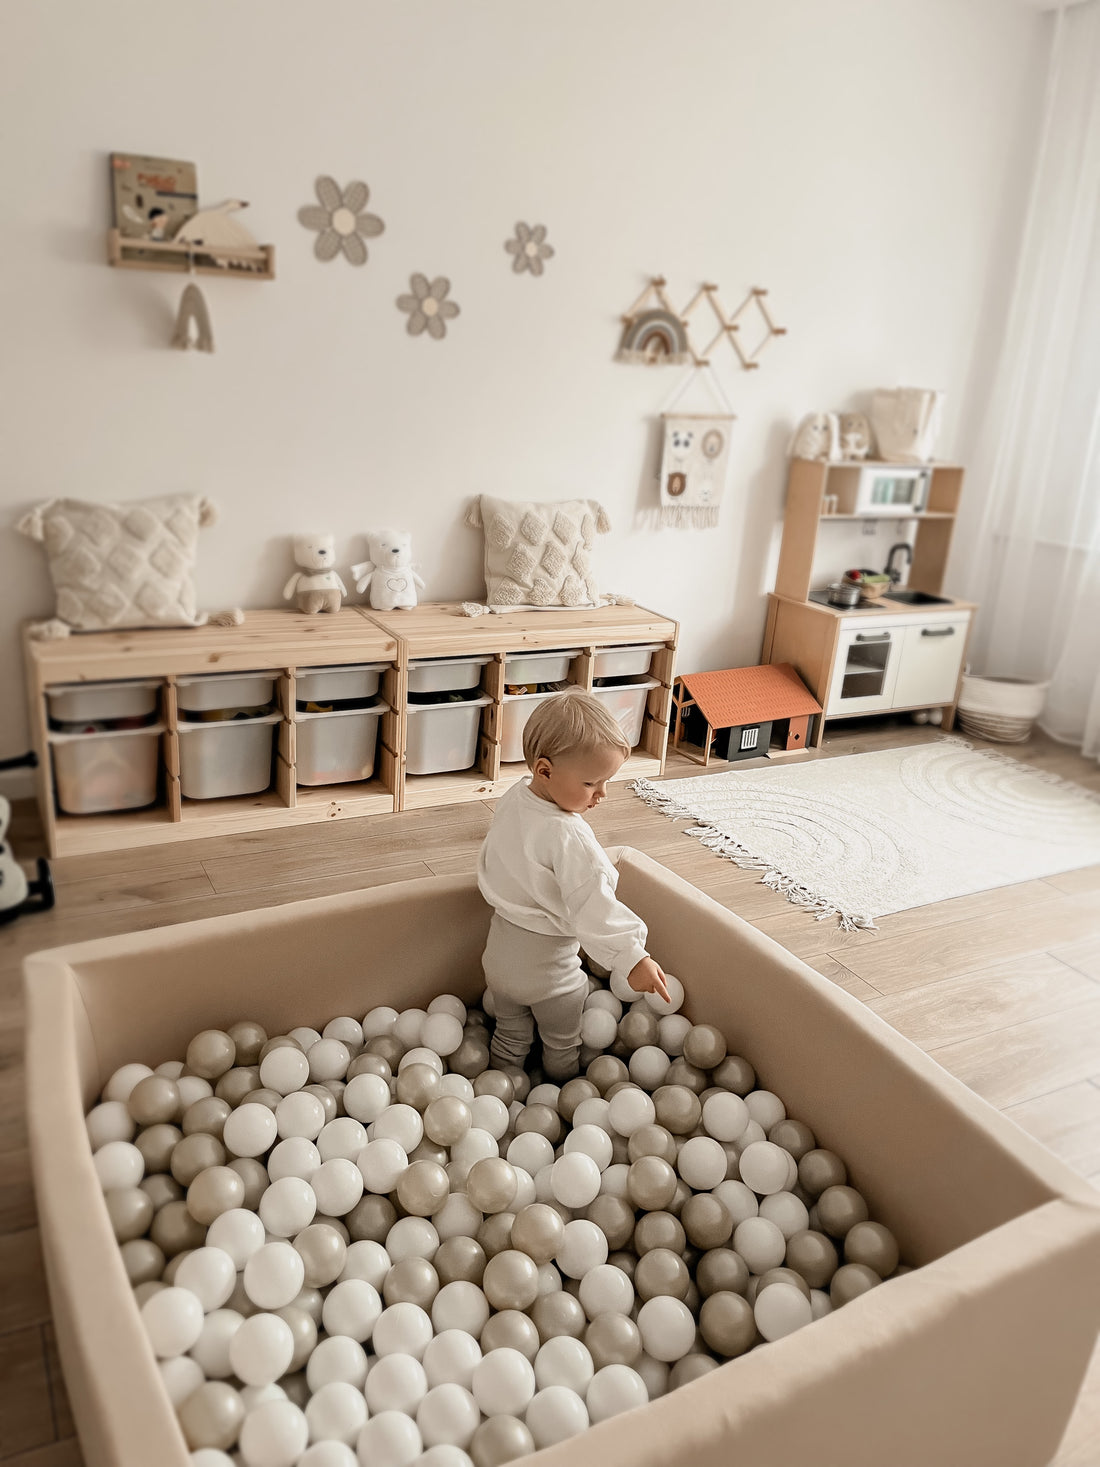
left=964, top=0, right=1100, bottom=756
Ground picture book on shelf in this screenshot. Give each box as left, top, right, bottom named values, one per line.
left=110, top=153, right=198, bottom=242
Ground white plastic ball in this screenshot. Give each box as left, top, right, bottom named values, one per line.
left=299, top=1442, right=358, bottom=1467
left=534, top=1336, right=595, bottom=1394
left=309, top=1039, right=351, bottom=1082
left=599, top=1163, right=631, bottom=1199
left=178, top=1075, right=215, bottom=1109
left=290, top=1026, right=322, bottom=1050
left=525, top=1385, right=590, bottom=1448
left=158, top=1353, right=205, bottom=1406
left=311, top=1159, right=364, bottom=1217
left=362, top=1005, right=399, bottom=1039
left=207, top=1208, right=266, bottom=1268
left=738, top=1141, right=792, bottom=1196
left=608, top=971, right=636, bottom=1003
left=419, top=1448, right=474, bottom=1467
left=238, top=1398, right=308, bottom=1467
left=175, top=1247, right=236, bottom=1312
left=259, top=1176, right=317, bottom=1238
left=701, top=1092, right=750, bottom=1143
left=191, top=1451, right=235, bottom=1467
left=713, top=1179, right=759, bottom=1226
left=307, top=1334, right=370, bottom=1392
left=506, top=1132, right=554, bottom=1176
left=189, top=1308, right=244, bottom=1378
left=86, top=1100, right=135, bottom=1148
left=431, top=1281, right=490, bottom=1338
left=607, top=1087, right=656, bottom=1137
left=657, top=1014, right=692, bottom=1057
left=578, top=1264, right=634, bottom=1320
left=450, top=1129, right=499, bottom=1173
left=555, top=1220, right=607, bottom=1279
left=318, top=1118, right=369, bottom=1163
left=440, top=1074, right=475, bottom=1102
left=393, top=1008, right=428, bottom=1049
left=810, top=1288, right=833, bottom=1321
left=93, top=1140, right=144, bottom=1191
left=580, top=1008, right=617, bottom=1050
left=472, top=1347, right=536, bottom=1416
left=364, top=1354, right=429, bottom=1416
left=469, top=1095, right=510, bottom=1141
left=244, top=1242, right=306, bottom=1310
left=740, top=1120, right=767, bottom=1147
left=324, top=1015, right=365, bottom=1048
left=373, top=1105, right=424, bottom=1154
left=223, top=1103, right=279, bottom=1158
left=358, top=1139, right=409, bottom=1194
left=343, top=1074, right=392, bottom=1124
left=340, top=1240, right=391, bottom=1288
left=421, top=1013, right=464, bottom=1057
left=104, top=1062, right=154, bottom=1103
left=423, top=1329, right=482, bottom=1390
left=634, top=1351, right=669, bottom=1400
left=427, top=993, right=466, bottom=1022
left=417, top=1383, right=480, bottom=1448
left=356, top=1409, right=422, bottom=1467
left=676, top=1136, right=728, bottom=1191
left=386, top=1217, right=440, bottom=1264
left=259, top=1047, right=311, bottom=1097
left=584, top=991, right=622, bottom=1020
left=759, top=1191, right=809, bottom=1238
left=550, top=1153, right=601, bottom=1209
left=643, top=974, right=684, bottom=1015
left=636, top=1297, right=695, bottom=1363
left=744, top=1090, right=786, bottom=1131
left=754, top=1281, right=813, bottom=1340
left=322, top=1279, right=383, bottom=1343
left=586, top=1363, right=649, bottom=1422
left=374, top=1302, right=434, bottom=1360
left=306, top=1380, right=368, bottom=1445
left=510, top=1167, right=537, bottom=1210
left=230, top=1312, right=295, bottom=1386
left=399, top=1047, right=445, bottom=1076
left=571, top=1098, right=612, bottom=1132
left=140, top=1285, right=204, bottom=1357
left=732, top=1216, right=787, bottom=1274
left=239, top=1385, right=288, bottom=1414
left=564, top=1124, right=613, bottom=1171
left=268, top=1137, right=321, bottom=1183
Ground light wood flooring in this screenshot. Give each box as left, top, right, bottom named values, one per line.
left=2, top=720, right=1099, bottom=1465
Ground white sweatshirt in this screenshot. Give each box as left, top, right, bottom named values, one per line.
left=477, top=780, right=649, bottom=986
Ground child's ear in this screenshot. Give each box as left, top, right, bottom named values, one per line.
left=532, top=756, right=552, bottom=780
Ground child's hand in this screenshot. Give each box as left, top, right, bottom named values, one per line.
left=627, top=957, right=670, bottom=1005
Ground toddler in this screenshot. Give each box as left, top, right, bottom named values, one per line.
left=477, top=687, right=670, bottom=1081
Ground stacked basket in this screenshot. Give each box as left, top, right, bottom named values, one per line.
left=956, top=674, right=1049, bottom=743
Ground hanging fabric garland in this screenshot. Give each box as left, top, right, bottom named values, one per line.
left=657, top=366, right=735, bottom=528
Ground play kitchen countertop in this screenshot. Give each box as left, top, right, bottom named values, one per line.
left=797, top=590, right=979, bottom=620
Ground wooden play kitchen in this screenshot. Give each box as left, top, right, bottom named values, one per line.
left=762, top=457, right=977, bottom=743
left=22, top=602, right=677, bottom=857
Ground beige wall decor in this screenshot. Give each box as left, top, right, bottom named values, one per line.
left=617, top=276, right=787, bottom=370
left=298, top=176, right=385, bottom=264
left=397, top=274, right=460, bottom=338
left=171, top=282, right=214, bottom=352
left=505, top=222, right=555, bottom=275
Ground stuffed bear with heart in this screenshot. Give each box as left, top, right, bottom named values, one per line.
left=351, top=530, right=425, bottom=611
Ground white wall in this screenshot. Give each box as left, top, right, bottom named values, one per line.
left=0, top=0, right=1047, bottom=785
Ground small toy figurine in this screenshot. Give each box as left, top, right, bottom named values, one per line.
left=0, top=755, right=54, bottom=925
left=283, top=533, right=348, bottom=614
left=351, top=530, right=424, bottom=611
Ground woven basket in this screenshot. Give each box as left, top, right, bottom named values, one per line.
left=957, top=675, right=1049, bottom=744
left=956, top=709, right=1035, bottom=743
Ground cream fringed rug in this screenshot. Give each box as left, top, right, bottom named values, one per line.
left=632, top=739, right=1100, bottom=930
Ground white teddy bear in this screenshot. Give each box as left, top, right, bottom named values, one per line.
left=283, top=533, right=348, bottom=614
left=351, top=530, right=425, bottom=611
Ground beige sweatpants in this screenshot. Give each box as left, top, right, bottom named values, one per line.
left=482, top=913, right=588, bottom=1081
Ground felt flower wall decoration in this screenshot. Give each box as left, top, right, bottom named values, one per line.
left=505, top=222, right=555, bottom=276
left=397, top=275, right=460, bottom=339
left=298, top=177, right=384, bottom=265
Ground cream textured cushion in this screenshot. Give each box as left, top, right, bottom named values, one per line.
left=17, top=494, right=215, bottom=632
left=465, top=494, right=611, bottom=610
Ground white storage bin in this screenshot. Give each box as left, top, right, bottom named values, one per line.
left=296, top=663, right=389, bottom=704
left=500, top=684, right=568, bottom=763
left=49, top=725, right=163, bottom=815
left=295, top=705, right=387, bottom=785
left=592, top=643, right=663, bottom=680
left=408, top=656, right=490, bottom=695
left=176, top=672, right=276, bottom=712
left=406, top=696, right=491, bottom=776
left=504, top=648, right=581, bottom=684
left=177, top=712, right=280, bottom=800
left=591, top=678, right=659, bottom=748
left=46, top=680, right=160, bottom=724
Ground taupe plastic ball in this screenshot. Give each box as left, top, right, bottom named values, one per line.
left=711, top=1055, right=755, bottom=1095
left=181, top=1097, right=231, bottom=1139
left=226, top=1020, right=267, bottom=1065
left=618, top=1008, right=659, bottom=1050
left=681, top=1193, right=733, bottom=1250
left=409, top=1139, right=449, bottom=1167
left=503, top=1067, right=531, bottom=1103
left=627, top=1155, right=677, bottom=1212
left=696, top=1247, right=749, bottom=1298
left=136, top=1124, right=182, bottom=1174
left=558, top=1078, right=599, bottom=1122
left=768, top=1118, right=816, bottom=1160
left=397, top=1161, right=450, bottom=1217
left=470, top=1413, right=536, bottom=1467
left=785, top=1229, right=839, bottom=1289
left=665, top=1058, right=708, bottom=1095
left=128, top=1075, right=181, bottom=1126
left=177, top=1380, right=244, bottom=1450
left=258, top=1035, right=303, bottom=1062
left=816, top=1185, right=869, bottom=1239
left=397, top=1062, right=443, bottom=1112
left=585, top=1311, right=642, bottom=1369
left=150, top=1199, right=207, bottom=1256
left=515, top=1105, right=561, bottom=1145
left=633, top=1210, right=686, bottom=1257
left=607, top=1250, right=637, bottom=1282
left=304, top=1083, right=339, bottom=1124
left=483, top=1249, right=540, bottom=1311
left=510, top=1203, right=565, bottom=1264
left=448, top=1035, right=491, bottom=1079
left=587, top=1055, right=629, bottom=1095
left=480, top=1310, right=540, bottom=1361
left=434, top=1235, right=487, bottom=1286
left=758, top=1266, right=811, bottom=1301
left=467, top=1158, right=518, bottom=1214
left=844, top=1221, right=899, bottom=1277
left=830, top=1262, right=882, bottom=1306
left=530, top=1290, right=586, bottom=1342
left=347, top=1195, right=397, bottom=1244
left=627, top=1124, right=677, bottom=1165
left=186, top=1165, right=246, bottom=1225
left=384, top=1256, right=440, bottom=1309
left=670, top=1355, right=720, bottom=1389
left=347, top=1052, right=392, bottom=1083
left=121, top=1237, right=165, bottom=1285
left=170, top=1133, right=226, bottom=1187
left=634, top=1247, right=690, bottom=1302
left=214, top=1067, right=261, bottom=1108
left=584, top=1196, right=635, bottom=1252
left=274, top=1304, right=317, bottom=1372
left=185, top=1030, right=237, bottom=1082
left=477, top=1212, right=517, bottom=1260
left=293, top=1223, right=348, bottom=1288
left=653, top=1085, right=702, bottom=1135
left=105, top=1186, right=154, bottom=1243
left=682, top=1024, right=727, bottom=1071
left=474, top=1070, right=515, bottom=1104
left=424, top=1096, right=473, bottom=1147
left=699, top=1291, right=756, bottom=1358
left=229, top=1157, right=269, bottom=1211
left=141, top=1174, right=184, bottom=1211
left=798, top=1148, right=847, bottom=1196
left=240, top=1088, right=282, bottom=1111
left=366, top=1034, right=406, bottom=1069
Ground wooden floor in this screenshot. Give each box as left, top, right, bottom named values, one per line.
left=2, top=719, right=1099, bottom=1465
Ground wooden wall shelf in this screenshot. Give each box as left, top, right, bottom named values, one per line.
left=107, top=229, right=275, bottom=280
left=24, top=603, right=677, bottom=857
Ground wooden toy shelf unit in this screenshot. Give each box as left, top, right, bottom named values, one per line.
left=23, top=603, right=678, bottom=858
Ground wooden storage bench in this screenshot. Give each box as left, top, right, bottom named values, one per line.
left=23, top=602, right=678, bottom=856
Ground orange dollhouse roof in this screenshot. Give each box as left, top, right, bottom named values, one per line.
left=677, top=663, right=822, bottom=728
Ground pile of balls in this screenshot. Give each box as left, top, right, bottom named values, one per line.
left=85, top=972, right=904, bottom=1467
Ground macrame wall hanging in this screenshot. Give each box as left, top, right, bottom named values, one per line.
left=617, top=276, right=787, bottom=370
left=656, top=368, right=736, bottom=529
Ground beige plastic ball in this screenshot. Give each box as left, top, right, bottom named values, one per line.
left=105, top=1186, right=154, bottom=1243
left=665, top=1058, right=708, bottom=1095
left=695, top=1247, right=749, bottom=1298
left=627, top=1124, right=677, bottom=1165
left=682, top=1024, right=727, bottom=1071
left=618, top=1009, right=659, bottom=1051
left=558, top=1078, right=599, bottom=1122
left=434, top=1235, right=487, bottom=1287
left=712, top=1055, right=755, bottom=1095
left=652, top=1085, right=702, bottom=1136
left=186, top=1166, right=246, bottom=1225
left=128, top=1075, right=181, bottom=1127
left=680, top=1193, right=733, bottom=1250
left=293, top=1223, right=348, bottom=1288
left=785, top=1229, right=839, bottom=1289
left=397, top=1063, right=443, bottom=1112
left=757, top=1266, right=811, bottom=1301
left=227, top=1020, right=268, bottom=1066
left=816, top=1185, right=869, bottom=1239
left=627, top=1156, right=677, bottom=1212
left=633, top=1211, right=686, bottom=1257
left=424, top=1096, right=473, bottom=1148
left=150, top=1199, right=207, bottom=1257
left=397, top=1161, right=451, bottom=1217
left=844, top=1220, right=899, bottom=1277
left=510, top=1204, right=565, bottom=1265
left=584, top=1312, right=642, bottom=1369
left=587, top=1055, right=629, bottom=1095
left=584, top=1196, right=635, bottom=1252
left=448, top=1035, right=491, bottom=1079
left=480, top=1310, right=540, bottom=1361
left=181, top=1097, right=232, bottom=1140
left=228, top=1158, right=269, bottom=1212
left=136, top=1124, right=182, bottom=1174
left=633, top=1247, right=690, bottom=1303
left=798, top=1148, right=847, bottom=1196
left=384, top=1256, right=441, bottom=1310
left=830, top=1262, right=882, bottom=1306
left=467, top=1158, right=518, bottom=1214
left=186, top=1031, right=237, bottom=1082
left=346, top=1195, right=398, bottom=1244
left=275, top=1304, right=318, bottom=1372
left=669, top=1354, right=720, bottom=1389
left=699, top=1291, right=755, bottom=1358
left=768, top=1118, right=816, bottom=1160
left=530, top=1290, right=586, bottom=1343
left=515, top=1105, right=562, bottom=1146
left=483, top=1249, right=540, bottom=1311
left=470, top=1412, right=536, bottom=1467
left=177, top=1380, right=244, bottom=1450
left=170, top=1133, right=226, bottom=1188
left=474, top=1070, right=515, bottom=1105
left=477, top=1212, right=517, bottom=1260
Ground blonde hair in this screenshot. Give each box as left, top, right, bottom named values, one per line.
left=522, top=687, right=631, bottom=768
